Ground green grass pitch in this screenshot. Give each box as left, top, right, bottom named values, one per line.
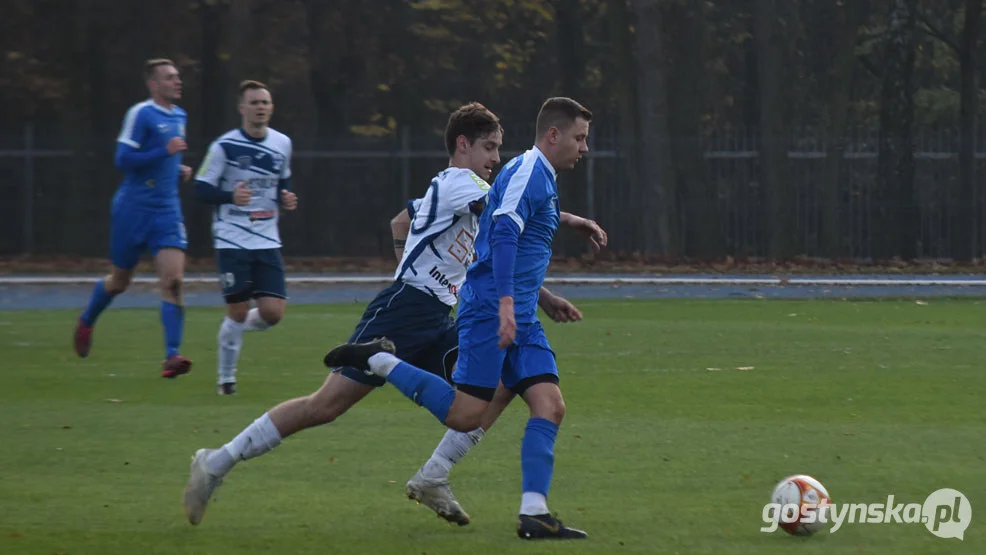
left=0, top=298, right=982, bottom=554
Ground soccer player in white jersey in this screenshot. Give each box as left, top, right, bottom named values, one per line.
left=325, top=97, right=600, bottom=539
left=193, top=80, right=298, bottom=395
left=182, top=102, right=605, bottom=527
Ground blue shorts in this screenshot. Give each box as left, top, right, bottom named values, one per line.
left=110, top=207, right=187, bottom=270
left=216, top=248, right=286, bottom=303
left=337, top=281, right=457, bottom=387
left=452, top=317, right=558, bottom=392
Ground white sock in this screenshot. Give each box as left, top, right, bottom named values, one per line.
left=206, top=413, right=282, bottom=476
left=421, top=427, right=486, bottom=480
left=367, top=352, right=400, bottom=378
left=217, top=317, right=245, bottom=385
left=243, top=308, right=272, bottom=332
left=520, top=492, right=549, bottom=516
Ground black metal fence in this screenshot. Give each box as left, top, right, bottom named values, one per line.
left=2, top=125, right=984, bottom=261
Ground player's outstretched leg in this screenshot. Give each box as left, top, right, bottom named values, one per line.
left=325, top=341, right=466, bottom=426
left=183, top=372, right=374, bottom=525
left=75, top=268, right=132, bottom=357
left=406, top=385, right=513, bottom=524
left=405, top=427, right=482, bottom=526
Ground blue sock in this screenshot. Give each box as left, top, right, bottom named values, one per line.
left=387, top=361, right=456, bottom=423
left=521, top=417, right=559, bottom=497
left=160, top=301, right=184, bottom=358
left=80, top=280, right=115, bottom=326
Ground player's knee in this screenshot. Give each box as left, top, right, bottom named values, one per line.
left=161, top=276, right=183, bottom=299
left=226, top=303, right=249, bottom=323
left=444, top=411, right=484, bottom=433
left=105, top=272, right=131, bottom=295
left=258, top=306, right=283, bottom=326
left=529, top=395, right=566, bottom=425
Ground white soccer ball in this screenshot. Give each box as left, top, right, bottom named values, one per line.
left=770, top=474, right=832, bottom=536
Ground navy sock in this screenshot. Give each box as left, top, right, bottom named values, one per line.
left=387, top=361, right=456, bottom=423
left=80, top=280, right=115, bottom=326
left=160, top=301, right=184, bottom=358
left=521, top=417, right=559, bottom=496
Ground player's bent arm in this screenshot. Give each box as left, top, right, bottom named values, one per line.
left=277, top=177, right=292, bottom=197
left=560, top=211, right=588, bottom=227
left=194, top=179, right=234, bottom=205
left=390, top=209, right=411, bottom=261
left=113, top=142, right=169, bottom=172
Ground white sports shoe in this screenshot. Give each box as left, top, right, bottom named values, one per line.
left=405, top=469, right=471, bottom=526
left=183, top=448, right=224, bottom=525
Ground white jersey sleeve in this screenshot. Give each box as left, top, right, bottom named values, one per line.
left=446, top=170, right=490, bottom=215
left=195, top=141, right=227, bottom=186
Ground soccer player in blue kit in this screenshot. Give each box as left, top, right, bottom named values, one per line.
left=325, top=97, right=595, bottom=540
left=73, top=59, right=194, bottom=378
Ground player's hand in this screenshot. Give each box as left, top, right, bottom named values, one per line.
left=232, top=184, right=251, bottom=206
left=280, top=189, right=298, bottom=211
left=179, top=165, right=193, bottom=183
left=498, top=297, right=517, bottom=349
left=166, top=136, right=188, bottom=156
left=568, top=216, right=608, bottom=253
left=540, top=294, right=582, bottom=323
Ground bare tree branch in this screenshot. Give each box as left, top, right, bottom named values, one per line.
left=915, top=10, right=960, bottom=53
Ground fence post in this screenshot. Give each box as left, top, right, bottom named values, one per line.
left=23, top=123, right=35, bottom=254
left=400, top=126, right=411, bottom=203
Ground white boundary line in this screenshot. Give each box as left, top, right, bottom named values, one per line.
left=2, top=276, right=986, bottom=287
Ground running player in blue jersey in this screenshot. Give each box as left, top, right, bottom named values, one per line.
left=324, top=97, right=595, bottom=540
left=74, top=58, right=194, bottom=378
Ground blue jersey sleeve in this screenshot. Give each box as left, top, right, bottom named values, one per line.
left=491, top=216, right=521, bottom=298
left=491, top=171, right=548, bottom=233
left=117, top=104, right=149, bottom=149
left=114, top=107, right=168, bottom=171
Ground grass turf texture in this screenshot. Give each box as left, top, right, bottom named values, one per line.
left=0, top=299, right=982, bottom=554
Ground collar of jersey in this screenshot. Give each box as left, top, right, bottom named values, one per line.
left=532, top=146, right=557, bottom=179
left=147, top=99, right=177, bottom=115
left=237, top=128, right=268, bottom=143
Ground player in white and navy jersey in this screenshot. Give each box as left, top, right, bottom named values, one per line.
left=181, top=102, right=604, bottom=529
left=193, top=80, right=298, bottom=395
left=74, top=58, right=195, bottom=379
left=326, top=98, right=600, bottom=540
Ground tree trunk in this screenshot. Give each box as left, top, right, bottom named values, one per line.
left=632, top=0, right=678, bottom=256
left=954, top=0, right=981, bottom=261
left=665, top=0, right=723, bottom=259
left=821, top=0, right=865, bottom=259
left=607, top=0, right=643, bottom=253
left=754, top=0, right=797, bottom=259
left=226, top=0, right=253, bottom=128
left=876, top=0, right=917, bottom=260
left=199, top=0, right=225, bottom=140
left=555, top=0, right=590, bottom=254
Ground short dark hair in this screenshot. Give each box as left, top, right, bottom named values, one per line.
left=238, top=80, right=270, bottom=100
left=144, top=58, right=176, bottom=80
left=444, top=102, right=503, bottom=157
left=535, top=97, right=593, bottom=138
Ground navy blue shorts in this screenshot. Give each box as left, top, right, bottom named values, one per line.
left=110, top=207, right=187, bottom=270
left=215, top=248, right=286, bottom=304
left=336, top=281, right=457, bottom=387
